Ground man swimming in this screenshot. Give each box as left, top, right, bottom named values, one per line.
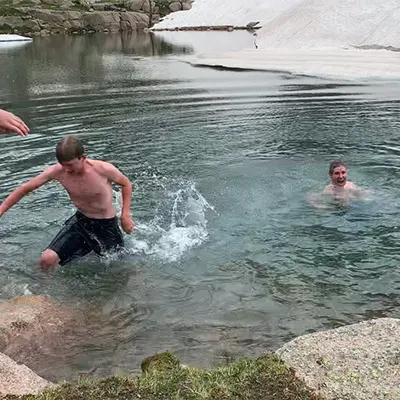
left=323, top=160, right=361, bottom=200
left=0, top=108, right=29, bottom=136
left=308, top=160, right=371, bottom=208
left=0, top=136, right=134, bottom=268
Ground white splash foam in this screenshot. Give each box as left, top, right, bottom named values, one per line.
left=125, top=182, right=214, bottom=262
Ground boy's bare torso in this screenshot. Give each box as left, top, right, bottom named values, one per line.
left=50, top=160, right=115, bottom=219
left=323, top=181, right=359, bottom=201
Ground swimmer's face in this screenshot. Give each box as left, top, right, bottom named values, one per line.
left=60, top=156, right=86, bottom=174
left=330, top=165, right=347, bottom=187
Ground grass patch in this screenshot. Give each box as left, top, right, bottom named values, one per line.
left=5, top=352, right=322, bottom=400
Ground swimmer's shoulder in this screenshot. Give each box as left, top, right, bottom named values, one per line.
left=322, top=184, right=334, bottom=194
left=42, top=163, right=63, bottom=180
left=345, top=181, right=359, bottom=190
left=86, top=159, right=113, bottom=169
left=86, top=159, right=116, bottom=177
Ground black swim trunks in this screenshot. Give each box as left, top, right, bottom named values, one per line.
left=47, top=211, right=124, bottom=266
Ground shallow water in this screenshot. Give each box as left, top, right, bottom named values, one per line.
left=0, top=31, right=400, bottom=381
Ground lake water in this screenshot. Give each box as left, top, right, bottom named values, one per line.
left=1, top=31, right=400, bottom=382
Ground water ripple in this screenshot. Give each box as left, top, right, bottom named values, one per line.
left=0, top=32, right=400, bottom=381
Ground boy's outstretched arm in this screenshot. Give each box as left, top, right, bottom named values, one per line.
left=101, top=162, right=134, bottom=233
left=0, top=168, right=54, bottom=217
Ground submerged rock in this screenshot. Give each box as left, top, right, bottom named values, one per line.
left=0, top=296, right=90, bottom=381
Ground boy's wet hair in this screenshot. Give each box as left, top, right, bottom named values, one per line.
left=329, top=160, right=346, bottom=175
left=56, top=136, right=84, bottom=163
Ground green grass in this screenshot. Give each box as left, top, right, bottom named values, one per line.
left=4, top=352, right=323, bottom=400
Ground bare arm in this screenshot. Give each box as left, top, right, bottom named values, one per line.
left=348, top=182, right=373, bottom=198
left=0, top=109, right=29, bottom=137
left=307, top=185, right=333, bottom=209
left=100, top=162, right=134, bottom=233
left=0, top=168, right=54, bottom=216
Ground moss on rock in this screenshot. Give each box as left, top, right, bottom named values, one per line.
left=141, top=351, right=181, bottom=374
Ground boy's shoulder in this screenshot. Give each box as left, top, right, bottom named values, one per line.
left=87, top=159, right=118, bottom=174
left=323, top=183, right=334, bottom=193
left=345, top=181, right=358, bottom=190
left=42, top=163, right=63, bottom=178
left=87, top=159, right=113, bottom=168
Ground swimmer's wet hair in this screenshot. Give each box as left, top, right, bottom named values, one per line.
left=56, top=136, right=84, bottom=163
left=329, top=160, right=346, bottom=175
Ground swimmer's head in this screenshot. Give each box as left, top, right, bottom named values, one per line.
left=56, top=136, right=86, bottom=174
left=329, top=160, right=347, bottom=187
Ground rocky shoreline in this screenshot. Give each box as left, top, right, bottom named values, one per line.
left=0, top=0, right=194, bottom=36
left=0, top=296, right=399, bottom=399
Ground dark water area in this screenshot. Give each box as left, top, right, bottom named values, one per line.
left=1, top=31, right=400, bottom=381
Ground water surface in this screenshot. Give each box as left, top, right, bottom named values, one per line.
left=1, top=31, right=400, bottom=381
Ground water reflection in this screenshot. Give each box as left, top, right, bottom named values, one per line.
left=0, top=32, right=193, bottom=103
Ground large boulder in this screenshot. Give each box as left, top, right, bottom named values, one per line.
left=28, top=9, right=65, bottom=24
left=120, top=11, right=149, bottom=30
left=123, top=0, right=144, bottom=12
left=169, top=1, right=181, bottom=12
left=181, top=0, right=192, bottom=11
left=0, top=352, right=51, bottom=397
left=83, top=10, right=121, bottom=31
left=277, top=318, right=400, bottom=400
left=0, top=15, right=41, bottom=32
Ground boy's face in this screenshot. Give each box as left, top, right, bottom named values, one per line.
left=330, top=165, right=347, bottom=187
left=60, top=155, right=86, bottom=174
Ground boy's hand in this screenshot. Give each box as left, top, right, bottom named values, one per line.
left=0, top=109, right=29, bottom=137
left=121, top=214, right=134, bottom=234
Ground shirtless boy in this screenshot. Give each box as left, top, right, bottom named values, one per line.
left=0, top=136, right=134, bottom=268
left=308, top=160, right=371, bottom=208
left=323, top=160, right=360, bottom=199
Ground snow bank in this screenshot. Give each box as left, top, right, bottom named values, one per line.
left=154, top=0, right=302, bottom=29
left=160, top=0, right=400, bottom=80
left=0, top=35, right=32, bottom=42
left=256, top=0, right=400, bottom=49
left=191, top=48, right=400, bottom=80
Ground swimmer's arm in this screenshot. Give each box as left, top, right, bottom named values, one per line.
left=349, top=182, right=373, bottom=197
left=322, top=185, right=334, bottom=195
left=307, top=192, right=331, bottom=209
left=0, top=167, right=55, bottom=217
left=100, top=162, right=134, bottom=233
left=307, top=186, right=332, bottom=209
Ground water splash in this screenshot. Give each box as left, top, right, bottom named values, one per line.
left=113, top=181, right=214, bottom=263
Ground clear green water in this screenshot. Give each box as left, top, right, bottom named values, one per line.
left=0, top=31, right=400, bottom=381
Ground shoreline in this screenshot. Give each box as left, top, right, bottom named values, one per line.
left=188, top=47, right=400, bottom=81
left=0, top=0, right=193, bottom=36
left=151, top=25, right=260, bottom=31
left=0, top=297, right=399, bottom=399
